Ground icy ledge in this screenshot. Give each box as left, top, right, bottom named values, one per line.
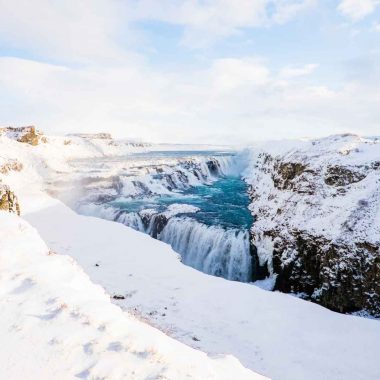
left=0, top=211, right=265, bottom=380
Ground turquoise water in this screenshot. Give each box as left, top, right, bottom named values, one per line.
left=110, top=175, right=253, bottom=230
left=73, top=151, right=254, bottom=281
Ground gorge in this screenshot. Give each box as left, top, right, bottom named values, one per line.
left=1, top=128, right=379, bottom=380
left=46, top=133, right=380, bottom=318
left=57, top=151, right=256, bottom=283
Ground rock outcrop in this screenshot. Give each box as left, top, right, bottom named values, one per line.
left=245, top=135, right=380, bottom=317
left=0, top=184, right=20, bottom=215
left=0, top=159, right=23, bottom=174
left=0, top=126, right=46, bottom=145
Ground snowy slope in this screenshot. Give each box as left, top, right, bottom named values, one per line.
left=0, top=211, right=265, bottom=380
left=24, top=197, right=380, bottom=380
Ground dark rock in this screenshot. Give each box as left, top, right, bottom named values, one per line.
left=271, top=230, right=380, bottom=316
left=112, top=294, right=125, bottom=300
left=325, top=166, right=366, bottom=187
left=206, top=159, right=220, bottom=175
left=249, top=239, right=269, bottom=281
left=148, top=214, right=169, bottom=239
left=272, top=161, right=316, bottom=194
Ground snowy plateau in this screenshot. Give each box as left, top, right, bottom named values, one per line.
left=0, top=127, right=379, bottom=380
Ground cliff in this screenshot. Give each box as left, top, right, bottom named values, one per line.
left=245, top=134, right=380, bottom=316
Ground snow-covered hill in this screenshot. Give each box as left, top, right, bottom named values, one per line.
left=244, top=134, right=380, bottom=316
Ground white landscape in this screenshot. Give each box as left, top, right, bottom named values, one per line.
left=1, top=1, right=380, bottom=379
left=0, top=130, right=379, bottom=380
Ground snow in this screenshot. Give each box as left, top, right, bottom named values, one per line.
left=1, top=132, right=380, bottom=380
left=0, top=211, right=265, bottom=380
left=242, top=133, right=380, bottom=248
left=162, top=203, right=200, bottom=217
left=22, top=198, right=380, bottom=380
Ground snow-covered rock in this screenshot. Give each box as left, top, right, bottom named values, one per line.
left=0, top=126, right=45, bottom=145
left=0, top=183, right=20, bottom=215
left=244, top=134, right=380, bottom=316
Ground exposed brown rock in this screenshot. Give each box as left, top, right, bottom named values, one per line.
left=0, top=159, right=23, bottom=174
left=272, top=161, right=317, bottom=194
left=0, top=184, right=20, bottom=215
left=0, top=126, right=45, bottom=146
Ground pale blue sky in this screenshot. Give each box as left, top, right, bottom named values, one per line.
left=0, top=0, right=379, bottom=143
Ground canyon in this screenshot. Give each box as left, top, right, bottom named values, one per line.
left=0, top=127, right=379, bottom=380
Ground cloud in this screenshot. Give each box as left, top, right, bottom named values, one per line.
left=0, top=1, right=379, bottom=143
left=279, top=64, right=319, bottom=78
left=128, top=0, right=317, bottom=48
left=0, top=1, right=317, bottom=56
left=0, top=0, right=131, bottom=63
left=210, top=58, right=270, bottom=90
left=1, top=54, right=379, bottom=143
left=337, top=0, right=379, bottom=21
left=271, top=0, right=317, bottom=24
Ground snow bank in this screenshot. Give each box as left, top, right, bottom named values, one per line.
left=0, top=211, right=265, bottom=380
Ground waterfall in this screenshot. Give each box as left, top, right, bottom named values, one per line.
left=116, top=211, right=145, bottom=232
left=74, top=154, right=253, bottom=283
left=159, top=217, right=252, bottom=282
left=115, top=155, right=236, bottom=197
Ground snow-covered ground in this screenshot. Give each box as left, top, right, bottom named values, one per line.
left=24, top=196, right=380, bottom=380
left=1, top=130, right=380, bottom=380
left=0, top=211, right=263, bottom=380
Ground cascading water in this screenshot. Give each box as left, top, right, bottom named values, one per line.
left=67, top=150, right=254, bottom=283
left=160, top=218, right=252, bottom=281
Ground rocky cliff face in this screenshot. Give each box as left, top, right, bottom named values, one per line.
left=0, top=184, right=20, bottom=215
left=245, top=135, right=380, bottom=317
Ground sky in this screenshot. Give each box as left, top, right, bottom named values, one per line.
left=0, top=0, right=379, bottom=144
